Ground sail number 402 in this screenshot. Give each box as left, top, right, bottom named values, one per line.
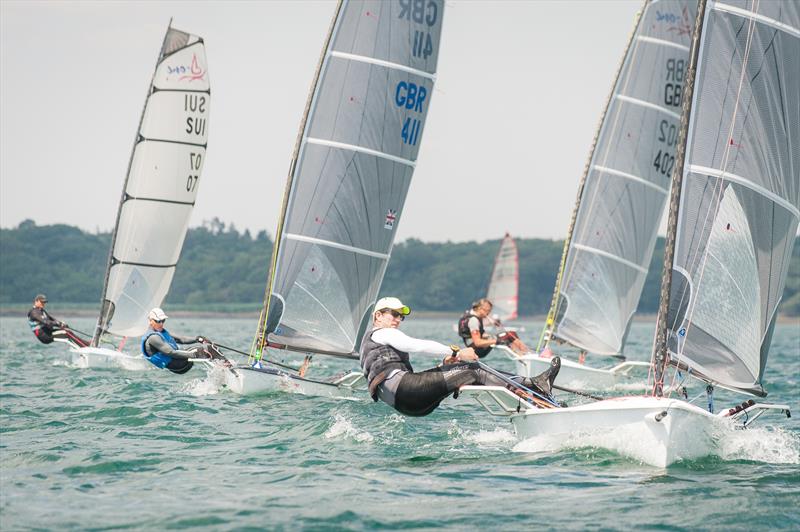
left=187, top=152, right=202, bottom=191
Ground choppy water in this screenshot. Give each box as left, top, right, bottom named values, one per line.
left=2, top=316, right=798, bottom=530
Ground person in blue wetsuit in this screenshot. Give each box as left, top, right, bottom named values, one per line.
left=141, top=308, right=210, bottom=374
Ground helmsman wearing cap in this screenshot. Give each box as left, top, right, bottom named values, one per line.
left=360, top=297, right=560, bottom=417
left=140, top=308, right=209, bottom=374
left=26, top=294, right=89, bottom=348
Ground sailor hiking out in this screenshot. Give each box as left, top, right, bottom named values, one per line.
left=361, top=297, right=560, bottom=417
left=140, top=308, right=219, bottom=374
left=27, top=294, right=89, bottom=348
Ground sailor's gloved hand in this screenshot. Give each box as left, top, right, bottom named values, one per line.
left=59, top=321, right=68, bottom=328
left=195, top=336, right=207, bottom=343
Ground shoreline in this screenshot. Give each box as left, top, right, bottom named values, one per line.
left=4, top=305, right=798, bottom=325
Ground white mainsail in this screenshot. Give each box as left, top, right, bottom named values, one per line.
left=545, top=0, right=697, bottom=356
left=659, top=0, right=799, bottom=396
left=93, top=25, right=210, bottom=343
left=255, top=0, right=444, bottom=359
left=486, top=233, right=519, bottom=322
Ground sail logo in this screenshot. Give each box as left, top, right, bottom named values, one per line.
left=166, top=54, right=206, bottom=82
left=656, top=7, right=692, bottom=36
left=384, top=209, right=397, bottom=230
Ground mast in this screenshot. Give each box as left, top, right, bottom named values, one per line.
left=537, top=3, right=645, bottom=352
left=652, top=0, right=707, bottom=397
left=92, top=20, right=173, bottom=347
left=253, top=1, right=344, bottom=359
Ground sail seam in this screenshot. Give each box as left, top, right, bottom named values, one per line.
left=615, top=94, right=682, bottom=120
left=571, top=243, right=649, bottom=273
left=688, top=164, right=800, bottom=219
left=329, top=50, right=436, bottom=80
left=305, top=137, right=416, bottom=167
left=637, top=35, right=691, bottom=52
left=284, top=233, right=390, bottom=260
left=593, top=165, right=669, bottom=194
left=712, top=2, right=800, bottom=38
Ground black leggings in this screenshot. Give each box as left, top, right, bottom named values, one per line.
left=166, top=358, right=193, bottom=374
left=393, top=362, right=521, bottom=417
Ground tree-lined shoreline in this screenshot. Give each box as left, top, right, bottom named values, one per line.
left=3, top=220, right=798, bottom=316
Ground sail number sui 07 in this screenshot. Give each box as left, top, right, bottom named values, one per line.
left=396, top=0, right=438, bottom=146
left=654, top=58, right=684, bottom=176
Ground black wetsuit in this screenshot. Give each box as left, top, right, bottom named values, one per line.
left=360, top=328, right=559, bottom=417
left=28, top=306, right=60, bottom=344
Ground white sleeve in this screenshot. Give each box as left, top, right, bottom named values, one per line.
left=371, top=328, right=451, bottom=357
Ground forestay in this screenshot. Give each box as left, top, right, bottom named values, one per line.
left=550, top=0, right=697, bottom=356
left=487, top=233, right=519, bottom=322
left=93, top=25, right=210, bottom=342
left=258, top=0, right=444, bottom=358
left=665, top=0, right=799, bottom=396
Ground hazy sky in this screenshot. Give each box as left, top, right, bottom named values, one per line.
left=1, top=0, right=645, bottom=242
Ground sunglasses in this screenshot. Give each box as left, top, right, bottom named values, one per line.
left=383, top=309, right=405, bottom=321
left=153, top=319, right=166, bottom=324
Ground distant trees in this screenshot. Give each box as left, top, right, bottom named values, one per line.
left=1, top=221, right=798, bottom=316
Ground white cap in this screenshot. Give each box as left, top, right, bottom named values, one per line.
left=148, top=307, right=168, bottom=321
left=374, top=297, right=410, bottom=315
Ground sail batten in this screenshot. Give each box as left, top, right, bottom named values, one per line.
left=688, top=165, right=800, bottom=218
left=329, top=50, right=437, bottom=80
left=614, top=94, right=683, bottom=120
left=305, top=137, right=417, bottom=166
left=284, top=233, right=391, bottom=260
left=592, top=165, right=670, bottom=194
left=571, top=243, right=650, bottom=274
left=637, top=35, right=691, bottom=51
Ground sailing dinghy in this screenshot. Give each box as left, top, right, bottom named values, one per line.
left=218, top=0, right=445, bottom=396
left=487, top=233, right=519, bottom=325
left=513, top=0, right=698, bottom=390
left=461, top=0, right=797, bottom=467
left=70, top=23, right=211, bottom=369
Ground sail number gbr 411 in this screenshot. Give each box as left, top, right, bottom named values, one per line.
left=396, top=0, right=438, bottom=147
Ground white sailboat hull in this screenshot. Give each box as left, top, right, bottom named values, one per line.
left=511, top=396, right=720, bottom=467
left=69, top=346, right=151, bottom=371
left=512, top=350, right=649, bottom=391
left=223, top=365, right=365, bottom=399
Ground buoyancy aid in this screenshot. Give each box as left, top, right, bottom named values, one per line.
left=359, top=328, right=413, bottom=401
left=457, top=310, right=493, bottom=358
left=27, top=307, right=55, bottom=344
left=457, top=310, right=485, bottom=343
left=141, top=327, right=179, bottom=369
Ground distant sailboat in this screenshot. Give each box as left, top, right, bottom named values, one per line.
left=71, top=22, right=211, bottom=369
left=219, top=0, right=445, bottom=396
left=486, top=233, right=519, bottom=323
left=513, top=0, right=697, bottom=390
left=462, top=0, right=797, bottom=467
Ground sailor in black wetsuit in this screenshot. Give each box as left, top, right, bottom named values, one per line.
left=27, top=294, right=89, bottom=347
left=360, top=297, right=560, bottom=417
